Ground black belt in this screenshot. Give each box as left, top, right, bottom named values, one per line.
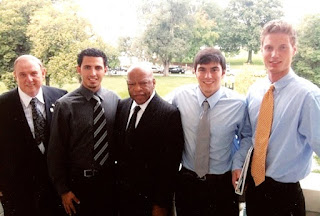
left=71, top=169, right=99, bottom=178
left=180, top=167, right=230, bottom=181
left=83, top=169, right=98, bottom=178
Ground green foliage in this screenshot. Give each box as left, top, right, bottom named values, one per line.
left=140, top=0, right=194, bottom=75
left=234, top=65, right=263, bottom=95
left=293, top=14, right=320, bottom=87
left=1, top=72, right=17, bottom=90
left=0, top=0, right=50, bottom=75
left=0, top=0, right=120, bottom=87
left=218, top=0, right=283, bottom=63
left=179, top=0, right=221, bottom=63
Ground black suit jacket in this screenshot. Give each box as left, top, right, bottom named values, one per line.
left=0, top=86, right=67, bottom=215
left=114, top=94, right=184, bottom=209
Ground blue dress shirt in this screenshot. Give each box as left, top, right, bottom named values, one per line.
left=233, top=70, right=320, bottom=183
left=167, top=84, right=247, bottom=174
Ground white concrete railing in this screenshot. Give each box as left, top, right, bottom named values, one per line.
left=300, top=172, right=320, bottom=213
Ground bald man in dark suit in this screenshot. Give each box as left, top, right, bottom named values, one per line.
left=0, top=55, right=67, bottom=216
left=114, top=64, right=184, bottom=216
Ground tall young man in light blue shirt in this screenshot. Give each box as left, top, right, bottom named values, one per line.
left=233, top=20, right=320, bottom=216
left=167, top=48, right=250, bottom=216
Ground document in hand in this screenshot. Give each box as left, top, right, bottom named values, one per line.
left=235, top=146, right=254, bottom=195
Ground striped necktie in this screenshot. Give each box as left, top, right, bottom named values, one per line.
left=251, top=84, right=274, bottom=186
left=92, top=94, right=109, bottom=167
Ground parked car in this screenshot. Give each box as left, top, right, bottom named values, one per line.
left=169, top=66, right=185, bottom=74
left=152, top=66, right=163, bottom=73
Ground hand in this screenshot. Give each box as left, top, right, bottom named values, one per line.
left=61, top=191, right=80, bottom=215
left=152, top=204, right=168, bottom=216
left=232, top=169, right=241, bottom=189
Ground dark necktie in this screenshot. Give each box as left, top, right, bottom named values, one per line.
left=92, top=94, right=109, bottom=167
left=126, top=105, right=141, bottom=133
left=30, top=98, right=46, bottom=145
left=194, top=100, right=210, bottom=178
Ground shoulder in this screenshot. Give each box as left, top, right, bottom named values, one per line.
left=42, top=85, right=67, bottom=96
left=0, top=88, right=17, bottom=101
left=221, top=87, right=246, bottom=103
left=0, top=88, right=20, bottom=110
left=100, top=88, right=120, bottom=100
left=152, top=94, right=179, bottom=113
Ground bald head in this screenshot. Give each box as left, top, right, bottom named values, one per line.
left=14, top=55, right=43, bottom=71
left=13, top=55, right=46, bottom=97
left=126, top=64, right=156, bottom=105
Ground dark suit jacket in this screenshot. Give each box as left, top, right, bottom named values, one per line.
left=0, top=86, right=67, bottom=216
left=114, top=94, right=184, bottom=210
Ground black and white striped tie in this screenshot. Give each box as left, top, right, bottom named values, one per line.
left=92, top=94, right=109, bottom=167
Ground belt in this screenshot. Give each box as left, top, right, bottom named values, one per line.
left=83, top=169, right=98, bottom=178
left=180, top=167, right=230, bottom=181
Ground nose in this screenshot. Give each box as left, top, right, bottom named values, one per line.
left=26, top=74, right=33, bottom=82
left=271, top=49, right=279, bottom=57
left=204, top=71, right=212, bottom=78
left=133, top=84, right=142, bottom=91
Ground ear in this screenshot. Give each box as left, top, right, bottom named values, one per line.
left=292, top=45, right=297, bottom=56
left=76, top=66, right=81, bottom=74
left=13, top=71, right=17, bottom=81
left=104, top=66, right=108, bottom=74
left=42, top=67, right=47, bottom=78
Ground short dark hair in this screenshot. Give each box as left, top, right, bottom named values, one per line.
left=261, top=20, right=297, bottom=47
left=193, top=48, right=226, bottom=72
left=77, top=48, right=108, bottom=67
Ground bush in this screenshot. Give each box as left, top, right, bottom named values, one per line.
left=1, top=72, right=17, bottom=90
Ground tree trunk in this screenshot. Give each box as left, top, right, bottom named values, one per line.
left=246, top=50, right=253, bottom=64
left=45, top=76, right=50, bottom=86
left=163, top=60, right=170, bottom=76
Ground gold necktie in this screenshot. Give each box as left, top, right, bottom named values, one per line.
left=251, top=84, right=274, bottom=186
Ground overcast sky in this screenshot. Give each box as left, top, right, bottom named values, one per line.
left=77, top=0, right=320, bottom=45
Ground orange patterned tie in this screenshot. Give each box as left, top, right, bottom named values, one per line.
left=251, top=84, right=274, bottom=186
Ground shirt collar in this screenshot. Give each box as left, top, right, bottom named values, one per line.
left=196, top=86, right=223, bottom=109
left=80, top=85, right=103, bottom=101
left=18, top=86, right=44, bottom=107
left=268, top=68, right=296, bottom=92
left=131, top=90, right=156, bottom=112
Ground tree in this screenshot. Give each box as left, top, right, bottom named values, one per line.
left=0, top=0, right=50, bottom=76
left=293, top=14, right=320, bottom=87
left=140, top=0, right=194, bottom=76
left=181, top=0, right=221, bottom=63
left=218, top=0, right=283, bottom=63
left=27, top=1, right=119, bottom=86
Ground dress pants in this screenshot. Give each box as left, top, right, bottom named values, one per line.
left=1, top=181, right=64, bottom=216
left=175, top=167, right=239, bottom=216
left=70, top=170, right=115, bottom=216
left=245, top=176, right=305, bottom=216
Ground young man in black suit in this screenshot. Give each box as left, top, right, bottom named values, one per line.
left=0, top=55, right=67, bottom=216
left=114, top=64, right=184, bottom=216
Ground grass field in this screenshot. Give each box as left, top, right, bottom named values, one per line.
left=56, top=74, right=198, bottom=98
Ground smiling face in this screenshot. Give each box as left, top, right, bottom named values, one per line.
left=261, top=33, right=296, bottom=82
left=195, top=61, right=225, bottom=98
left=13, top=56, right=46, bottom=97
left=77, top=56, right=107, bottom=92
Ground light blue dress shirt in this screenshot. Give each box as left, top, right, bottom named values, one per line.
left=233, top=70, right=320, bottom=183
left=167, top=84, right=248, bottom=174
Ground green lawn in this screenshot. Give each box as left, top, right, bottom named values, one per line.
left=54, top=74, right=198, bottom=99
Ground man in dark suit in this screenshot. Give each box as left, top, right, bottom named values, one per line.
left=0, top=55, right=67, bottom=216
left=114, top=64, right=184, bottom=216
